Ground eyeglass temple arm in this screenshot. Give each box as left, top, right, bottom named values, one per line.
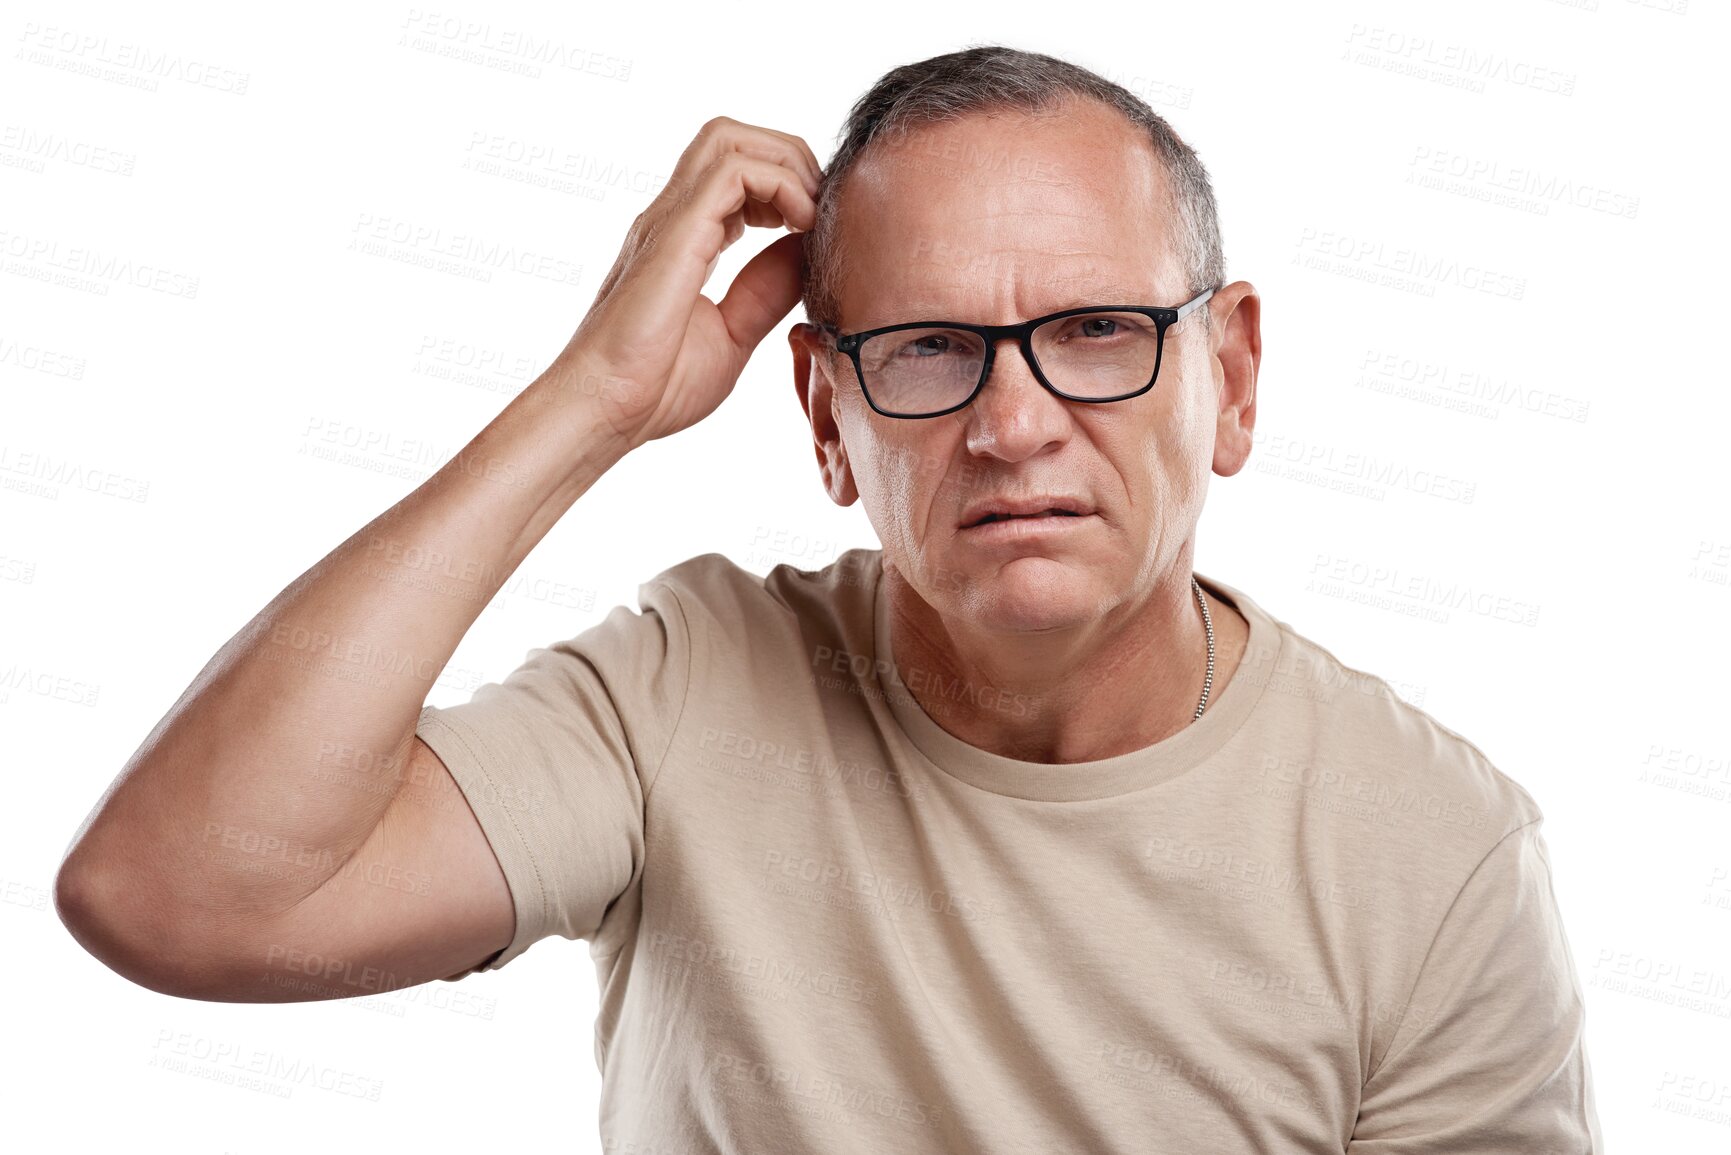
left=1174, top=287, right=1215, bottom=322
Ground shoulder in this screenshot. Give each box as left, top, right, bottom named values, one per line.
left=1241, top=611, right=1564, bottom=1004
left=1251, top=607, right=1545, bottom=843
left=644, top=550, right=764, bottom=606
left=639, top=548, right=878, bottom=660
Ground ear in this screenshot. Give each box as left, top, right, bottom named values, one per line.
left=1208, top=281, right=1261, bottom=478
left=789, top=322, right=860, bottom=507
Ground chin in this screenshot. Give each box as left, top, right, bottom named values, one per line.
left=951, top=555, right=1105, bottom=634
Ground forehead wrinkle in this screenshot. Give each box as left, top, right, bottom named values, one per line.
left=885, top=272, right=1161, bottom=321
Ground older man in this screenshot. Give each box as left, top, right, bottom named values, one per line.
left=58, top=46, right=1599, bottom=1154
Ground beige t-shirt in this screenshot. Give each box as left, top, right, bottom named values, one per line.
left=416, top=547, right=1602, bottom=1153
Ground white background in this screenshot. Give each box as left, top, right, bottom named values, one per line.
left=4, top=0, right=1726, bottom=1149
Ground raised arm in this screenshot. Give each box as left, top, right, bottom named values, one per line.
left=54, top=116, right=822, bottom=1001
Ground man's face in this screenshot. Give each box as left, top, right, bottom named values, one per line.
left=797, top=98, right=1239, bottom=635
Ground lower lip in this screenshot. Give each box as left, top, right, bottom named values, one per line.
left=958, top=512, right=1097, bottom=544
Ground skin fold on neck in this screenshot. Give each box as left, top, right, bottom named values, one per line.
left=882, top=555, right=1251, bottom=765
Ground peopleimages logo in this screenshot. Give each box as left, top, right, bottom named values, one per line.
left=1293, top=228, right=1526, bottom=300
left=1407, top=146, right=1640, bottom=220
left=1341, top=24, right=1576, bottom=96
left=1, top=229, right=199, bottom=298
left=1306, top=554, right=1541, bottom=628
left=1253, top=430, right=1478, bottom=505
left=347, top=213, right=583, bottom=286
left=14, top=23, right=251, bottom=94
left=811, top=645, right=1035, bottom=718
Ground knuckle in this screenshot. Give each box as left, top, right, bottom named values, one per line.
left=707, top=150, right=745, bottom=177
left=623, top=212, right=664, bottom=261
left=687, top=152, right=733, bottom=194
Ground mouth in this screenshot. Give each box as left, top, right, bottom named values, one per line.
left=966, top=509, right=1084, bottom=528
left=959, top=497, right=1095, bottom=530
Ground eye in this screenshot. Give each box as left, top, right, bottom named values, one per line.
left=887, top=330, right=981, bottom=359
left=1047, top=313, right=1158, bottom=344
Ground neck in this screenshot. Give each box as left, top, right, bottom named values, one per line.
left=883, top=555, right=1249, bottom=764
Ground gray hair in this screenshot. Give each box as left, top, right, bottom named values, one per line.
left=800, top=45, right=1225, bottom=333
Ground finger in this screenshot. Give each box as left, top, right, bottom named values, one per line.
left=607, top=157, right=814, bottom=353
left=740, top=199, right=791, bottom=229
left=711, top=119, right=824, bottom=195
left=681, top=153, right=816, bottom=249
left=675, top=116, right=821, bottom=198
left=715, top=232, right=805, bottom=360
left=740, top=123, right=825, bottom=193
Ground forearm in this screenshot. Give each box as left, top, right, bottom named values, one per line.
left=58, top=351, right=630, bottom=945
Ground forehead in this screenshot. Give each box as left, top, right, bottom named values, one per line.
left=833, top=99, right=1177, bottom=328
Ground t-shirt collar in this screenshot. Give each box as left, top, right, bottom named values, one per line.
left=871, top=551, right=1282, bottom=802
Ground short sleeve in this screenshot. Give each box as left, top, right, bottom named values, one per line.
left=415, top=577, right=691, bottom=978
left=1348, top=818, right=1603, bottom=1153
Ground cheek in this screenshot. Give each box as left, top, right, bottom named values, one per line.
left=838, top=402, right=889, bottom=501
left=1128, top=389, right=1213, bottom=507
left=837, top=404, right=930, bottom=537
left=1163, top=349, right=1217, bottom=477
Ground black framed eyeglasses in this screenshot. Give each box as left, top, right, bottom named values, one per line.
left=816, top=288, right=1215, bottom=419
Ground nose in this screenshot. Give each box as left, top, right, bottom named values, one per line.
left=959, top=336, right=1072, bottom=463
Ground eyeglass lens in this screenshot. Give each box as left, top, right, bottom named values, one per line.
left=854, top=311, right=1164, bottom=416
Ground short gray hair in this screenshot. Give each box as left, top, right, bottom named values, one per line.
left=801, top=44, right=1225, bottom=332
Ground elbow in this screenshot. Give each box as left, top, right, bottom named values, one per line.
left=53, top=853, right=229, bottom=1001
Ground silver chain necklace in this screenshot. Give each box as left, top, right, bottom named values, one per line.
left=1191, top=575, right=1215, bottom=722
